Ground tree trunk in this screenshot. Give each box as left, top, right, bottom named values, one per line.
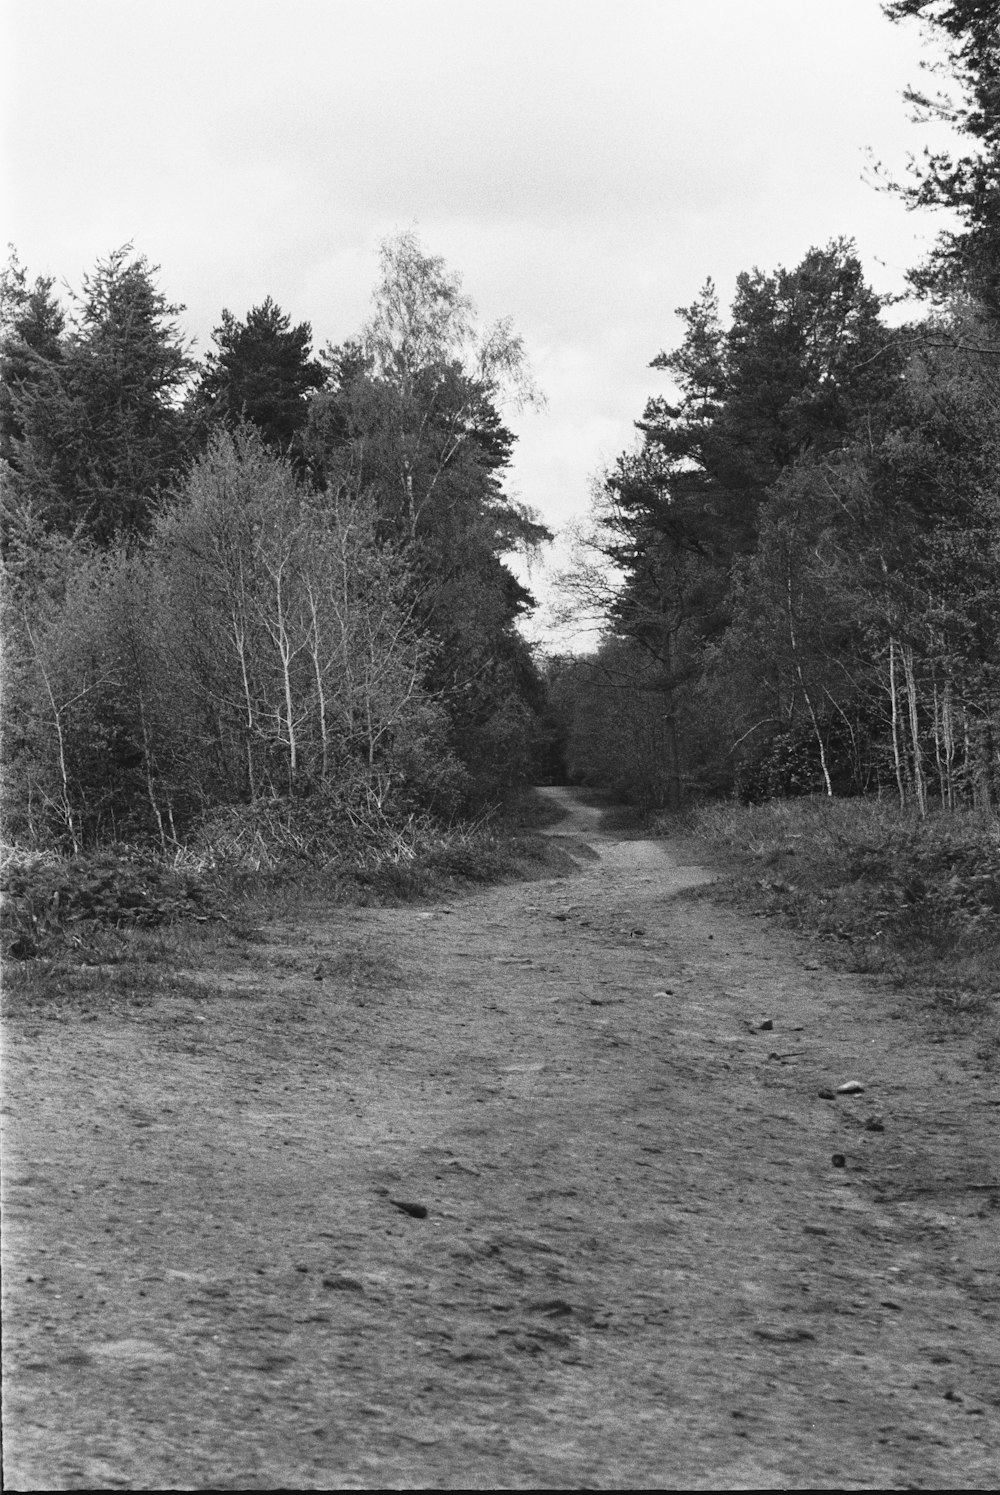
left=900, top=643, right=926, bottom=817
left=888, top=637, right=907, bottom=810
left=785, top=562, right=832, bottom=797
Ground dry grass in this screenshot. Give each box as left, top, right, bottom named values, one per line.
left=667, top=796, right=1000, bottom=1020
left=1, top=791, right=571, bottom=1013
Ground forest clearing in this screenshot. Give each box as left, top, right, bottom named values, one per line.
left=3, top=788, right=999, bottom=1490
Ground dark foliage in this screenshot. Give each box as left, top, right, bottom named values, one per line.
left=191, top=296, right=327, bottom=457
left=883, top=0, right=1000, bottom=311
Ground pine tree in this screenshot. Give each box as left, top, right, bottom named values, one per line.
left=883, top=0, right=1000, bottom=311
left=191, top=296, right=326, bottom=455
left=3, top=246, right=193, bottom=544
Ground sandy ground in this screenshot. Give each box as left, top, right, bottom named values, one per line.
left=2, top=786, right=999, bottom=1490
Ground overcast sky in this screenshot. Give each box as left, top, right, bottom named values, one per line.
left=2, top=0, right=955, bottom=640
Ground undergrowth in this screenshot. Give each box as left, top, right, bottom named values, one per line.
left=1, top=787, right=568, bottom=1005
left=672, top=797, right=1000, bottom=1010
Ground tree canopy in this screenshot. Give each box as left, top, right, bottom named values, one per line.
left=882, top=0, right=1000, bottom=310
left=1, top=233, right=553, bottom=854
left=2, top=246, right=193, bottom=545
left=191, top=296, right=326, bottom=455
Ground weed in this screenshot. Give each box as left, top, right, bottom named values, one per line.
left=1, top=792, right=566, bottom=1014
left=674, top=797, right=1000, bottom=1022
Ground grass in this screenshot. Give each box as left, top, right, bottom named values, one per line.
left=667, top=796, right=1000, bottom=1021
left=0, top=787, right=572, bottom=1014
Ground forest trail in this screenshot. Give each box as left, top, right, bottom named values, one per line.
left=3, top=789, right=999, bottom=1490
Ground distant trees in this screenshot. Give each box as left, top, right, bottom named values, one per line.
left=547, top=642, right=684, bottom=805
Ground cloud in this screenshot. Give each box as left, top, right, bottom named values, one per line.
left=2, top=0, right=958, bottom=641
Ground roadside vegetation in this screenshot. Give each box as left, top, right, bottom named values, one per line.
left=0, top=786, right=573, bottom=1018
left=551, top=5, right=1000, bottom=817
left=5, top=4, right=999, bottom=1038
left=0, top=232, right=567, bottom=1004
left=542, top=5, right=1000, bottom=1031
left=672, top=798, right=1000, bottom=1028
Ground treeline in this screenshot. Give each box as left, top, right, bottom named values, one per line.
left=1, top=234, right=550, bottom=856
left=555, top=0, right=1000, bottom=812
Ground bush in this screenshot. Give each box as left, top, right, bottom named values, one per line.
left=1, top=846, right=221, bottom=958
left=679, top=796, right=1000, bottom=991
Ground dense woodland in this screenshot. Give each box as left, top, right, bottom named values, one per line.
left=1, top=233, right=550, bottom=863
left=553, top=0, right=1000, bottom=814
left=2, top=0, right=998, bottom=890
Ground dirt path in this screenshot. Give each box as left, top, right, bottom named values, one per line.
left=3, top=787, right=999, bottom=1490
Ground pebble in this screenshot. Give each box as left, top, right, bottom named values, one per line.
left=758, top=1018, right=774, bottom=1031
left=832, top=1153, right=846, bottom=1168
left=389, top=1199, right=428, bottom=1219
left=837, top=1080, right=865, bottom=1094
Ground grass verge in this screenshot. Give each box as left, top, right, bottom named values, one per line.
left=1, top=788, right=573, bottom=1013
left=666, top=797, right=1000, bottom=1022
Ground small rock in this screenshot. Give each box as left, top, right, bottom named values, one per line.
left=629, top=928, right=646, bottom=938
left=321, top=1274, right=364, bottom=1292
left=817, top=1088, right=836, bottom=1100
left=653, top=989, right=673, bottom=998
left=804, top=959, right=820, bottom=971
left=837, top=1080, right=865, bottom=1095
left=865, top=1115, right=885, bottom=1132
left=758, top=1018, right=774, bottom=1031
left=832, top=1153, right=846, bottom=1168
left=389, top=1199, right=428, bottom=1219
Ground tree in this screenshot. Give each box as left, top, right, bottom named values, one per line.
left=191, top=296, right=326, bottom=455
left=562, top=241, right=896, bottom=803
left=882, top=0, right=1000, bottom=311
left=2, top=246, right=193, bottom=544
left=149, top=429, right=454, bottom=816
left=549, top=638, right=685, bottom=806
left=711, top=298, right=1000, bottom=809
left=0, top=251, right=66, bottom=470
left=301, top=231, right=550, bottom=802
